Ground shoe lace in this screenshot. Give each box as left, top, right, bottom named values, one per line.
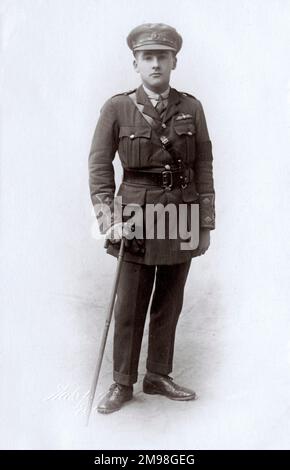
left=160, top=373, right=174, bottom=381
left=109, top=383, right=130, bottom=397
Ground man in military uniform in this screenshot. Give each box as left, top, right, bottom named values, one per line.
left=88, top=23, right=215, bottom=413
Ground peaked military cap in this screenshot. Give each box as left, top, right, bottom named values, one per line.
left=127, top=23, right=182, bottom=53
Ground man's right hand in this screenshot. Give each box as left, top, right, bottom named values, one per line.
left=105, top=221, right=135, bottom=244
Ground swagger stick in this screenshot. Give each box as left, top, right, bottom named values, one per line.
left=86, top=237, right=126, bottom=425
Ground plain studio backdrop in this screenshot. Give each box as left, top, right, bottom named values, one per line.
left=0, top=0, right=290, bottom=450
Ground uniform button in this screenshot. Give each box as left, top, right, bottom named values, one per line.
left=164, top=164, right=171, bottom=170
left=161, top=123, right=166, bottom=128
left=187, top=131, right=193, bottom=136
left=130, top=134, right=135, bottom=139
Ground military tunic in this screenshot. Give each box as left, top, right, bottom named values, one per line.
left=88, top=85, right=215, bottom=265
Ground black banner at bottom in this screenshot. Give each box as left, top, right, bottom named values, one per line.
left=0, top=450, right=289, bottom=466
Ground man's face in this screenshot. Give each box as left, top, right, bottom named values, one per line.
left=133, top=50, right=177, bottom=92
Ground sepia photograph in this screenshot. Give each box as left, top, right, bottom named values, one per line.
left=0, top=0, right=290, bottom=456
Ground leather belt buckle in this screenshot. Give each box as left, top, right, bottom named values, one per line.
left=162, top=170, right=173, bottom=190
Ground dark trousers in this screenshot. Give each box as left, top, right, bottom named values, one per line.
left=113, top=259, right=192, bottom=386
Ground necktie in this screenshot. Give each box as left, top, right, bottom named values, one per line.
left=155, top=95, right=166, bottom=116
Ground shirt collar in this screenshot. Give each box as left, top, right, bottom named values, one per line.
left=142, top=84, right=171, bottom=100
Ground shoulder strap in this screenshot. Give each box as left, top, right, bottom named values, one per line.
left=180, top=91, right=197, bottom=100
left=112, top=89, right=137, bottom=98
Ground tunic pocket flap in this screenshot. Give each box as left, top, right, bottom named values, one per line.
left=173, top=122, right=196, bottom=136
left=119, top=126, right=152, bottom=139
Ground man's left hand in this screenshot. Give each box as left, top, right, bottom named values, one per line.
left=198, top=228, right=211, bottom=255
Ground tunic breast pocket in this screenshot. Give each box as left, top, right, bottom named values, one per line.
left=118, top=126, right=152, bottom=167
left=173, top=122, right=196, bottom=164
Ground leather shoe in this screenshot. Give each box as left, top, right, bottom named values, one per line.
left=97, top=383, right=133, bottom=414
left=143, top=372, right=197, bottom=401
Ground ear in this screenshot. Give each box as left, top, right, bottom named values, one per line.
left=133, top=59, right=139, bottom=73
left=172, top=56, right=177, bottom=70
